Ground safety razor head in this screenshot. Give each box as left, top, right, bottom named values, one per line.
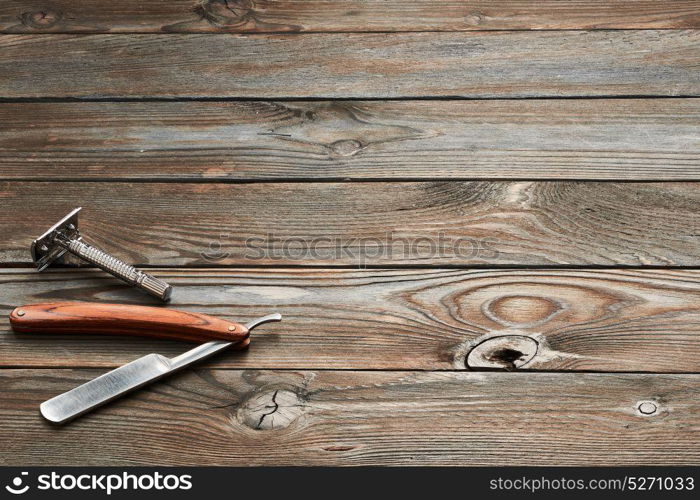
left=31, top=207, right=82, bottom=271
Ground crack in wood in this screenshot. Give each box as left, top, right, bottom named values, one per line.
left=237, top=388, right=305, bottom=430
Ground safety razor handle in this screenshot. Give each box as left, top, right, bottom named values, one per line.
left=10, top=302, right=250, bottom=346
left=61, top=239, right=172, bottom=301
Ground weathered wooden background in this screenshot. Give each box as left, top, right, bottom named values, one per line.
left=0, top=0, right=699, bottom=466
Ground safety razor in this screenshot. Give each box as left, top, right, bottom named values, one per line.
left=31, top=207, right=172, bottom=301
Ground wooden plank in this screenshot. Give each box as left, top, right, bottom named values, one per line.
left=1, top=31, right=698, bottom=98
left=2, top=268, right=700, bottom=371
left=2, top=99, right=699, bottom=181
left=2, top=181, right=699, bottom=266
left=1, top=370, right=697, bottom=465
left=2, top=1, right=699, bottom=33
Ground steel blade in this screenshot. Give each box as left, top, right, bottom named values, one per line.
left=41, top=354, right=173, bottom=424
left=40, top=313, right=281, bottom=424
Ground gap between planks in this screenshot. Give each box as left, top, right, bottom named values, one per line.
left=0, top=367, right=698, bottom=374
left=1, top=95, right=699, bottom=102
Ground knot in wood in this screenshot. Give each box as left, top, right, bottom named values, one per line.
left=196, top=0, right=252, bottom=27
left=21, top=10, right=62, bottom=28
left=237, top=389, right=304, bottom=430
left=465, top=335, right=539, bottom=370
left=637, top=401, right=658, bottom=416
left=483, top=294, right=564, bottom=328
left=329, top=139, right=363, bottom=157
left=465, top=11, right=484, bottom=26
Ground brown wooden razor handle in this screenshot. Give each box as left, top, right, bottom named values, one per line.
left=9, top=302, right=249, bottom=344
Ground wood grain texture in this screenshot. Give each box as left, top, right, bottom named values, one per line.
left=9, top=302, right=249, bottom=343
left=1, top=31, right=698, bottom=98
left=2, top=99, right=699, bottom=181
left=1, top=369, right=697, bottom=465
left=2, top=0, right=699, bottom=33
left=2, top=181, right=699, bottom=266
left=2, top=268, right=700, bottom=371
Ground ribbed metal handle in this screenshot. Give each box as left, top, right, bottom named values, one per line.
left=65, top=240, right=172, bottom=301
